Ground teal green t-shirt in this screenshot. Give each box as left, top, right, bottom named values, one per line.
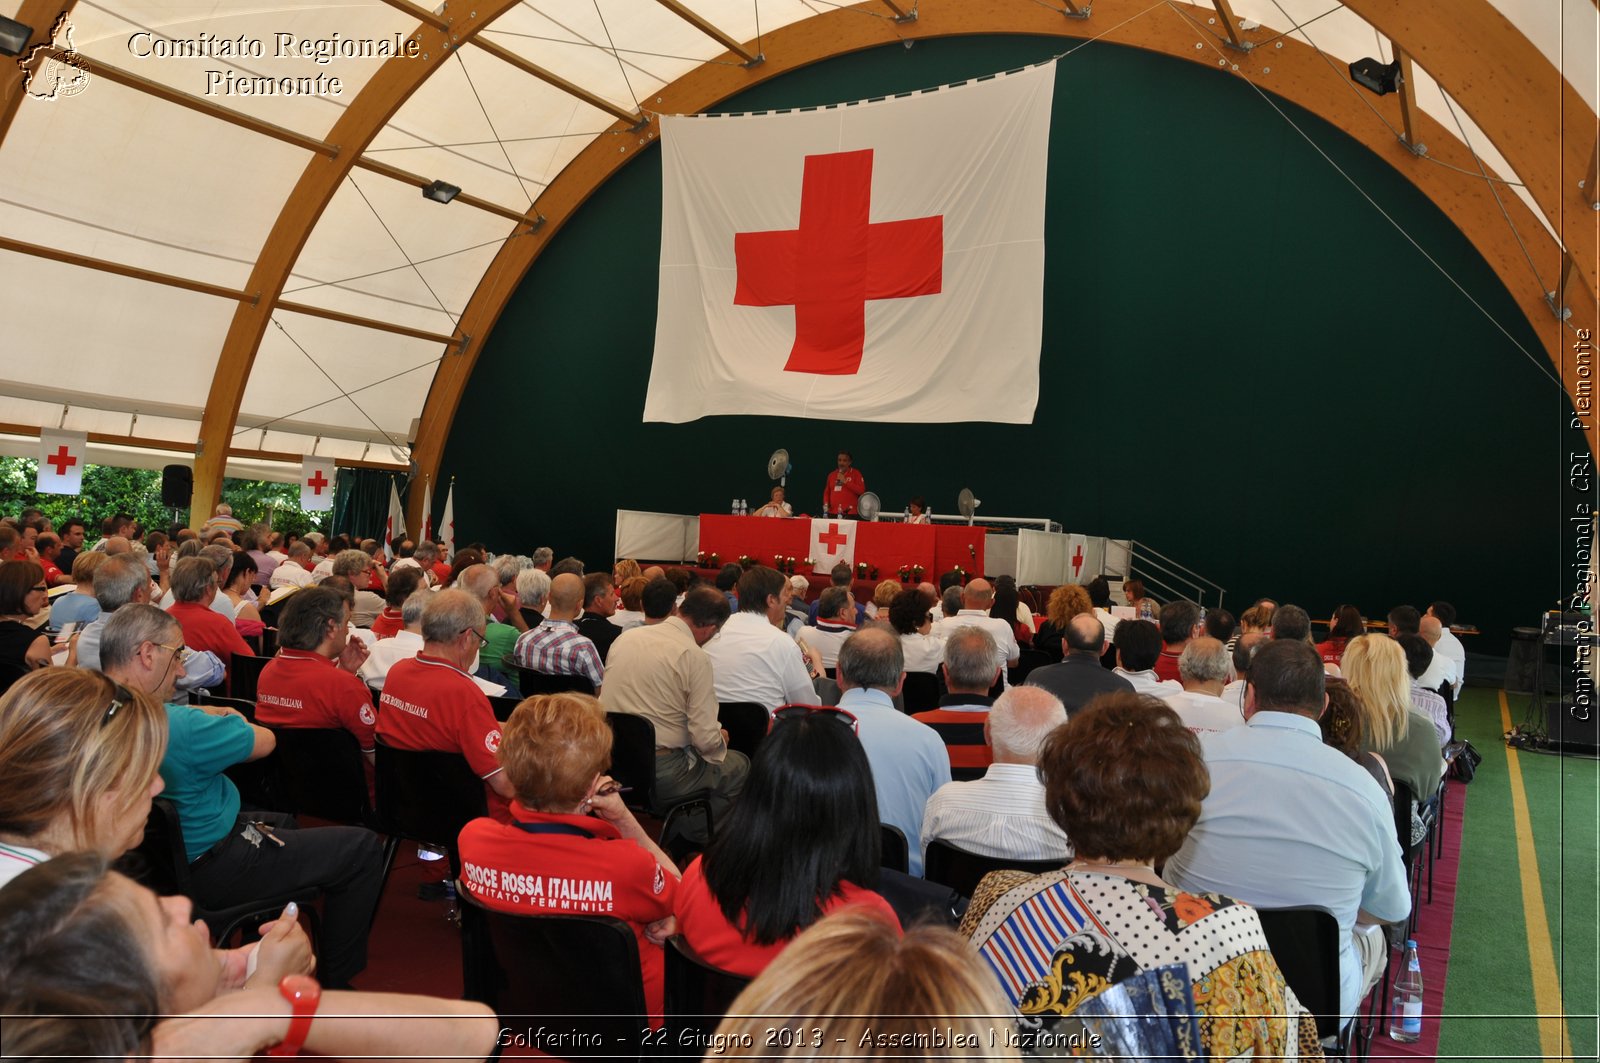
left=160, top=704, right=256, bottom=862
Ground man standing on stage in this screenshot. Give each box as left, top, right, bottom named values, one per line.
left=823, top=450, right=866, bottom=517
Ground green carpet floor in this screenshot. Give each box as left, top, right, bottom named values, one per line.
left=1437, top=688, right=1598, bottom=1061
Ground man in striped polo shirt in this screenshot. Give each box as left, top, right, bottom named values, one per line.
left=511, top=572, right=603, bottom=692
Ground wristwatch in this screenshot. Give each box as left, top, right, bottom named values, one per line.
left=266, top=974, right=322, bottom=1056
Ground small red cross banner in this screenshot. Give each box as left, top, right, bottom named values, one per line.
left=36, top=429, right=87, bottom=494
left=810, top=517, right=857, bottom=575
left=300, top=456, right=334, bottom=512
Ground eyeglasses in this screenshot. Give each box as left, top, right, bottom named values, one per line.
left=773, top=704, right=860, bottom=734
left=463, top=628, right=488, bottom=648
left=100, top=682, right=135, bottom=728
left=29, top=585, right=47, bottom=593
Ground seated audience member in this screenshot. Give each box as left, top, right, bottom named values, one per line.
left=1387, top=604, right=1421, bottom=637
left=601, top=587, right=745, bottom=842
left=963, top=693, right=1325, bottom=1061
left=1416, top=616, right=1460, bottom=692
left=1221, top=630, right=1266, bottom=709
left=165, top=557, right=254, bottom=686
left=1320, top=676, right=1394, bottom=800
left=99, top=605, right=386, bottom=987
left=391, top=541, right=438, bottom=586
left=939, top=584, right=963, bottom=620
left=1319, top=604, right=1365, bottom=665
left=0, top=668, right=166, bottom=888
left=159, top=545, right=240, bottom=622
left=1153, top=599, right=1202, bottom=682
left=269, top=541, right=315, bottom=590
left=1085, top=575, right=1121, bottom=642
left=1204, top=606, right=1237, bottom=645
left=514, top=566, right=551, bottom=630
left=1398, top=633, right=1452, bottom=745
left=242, top=525, right=277, bottom=589
left=575, top=572, right=623, bottom=663
left=548, top=556, right=583, bottom=580
left=0, top=561, right=51, bottom=690
left=255, top=587, right=376, bottom=761
left=1162, top=636, right=1244, bottom=734
left=452, top=564, right=520, bottom=690
left=360, top=590, right=429, bottom=689
left=47, top=550, right=105, bottom=632
left=783, top=574, right=811, bottom=637
left=1427, top=600, right=1466, bottom=697
left=797, top=585, right=858, bottom=672
left=1032, top=584, right=1092, bottom=663
left=932, top=579, right=1021, bottom=678
left=53, top=517, right=85, bottom=574
left=674, top=708, right=899, bottom=978
left=612, top=575, right=649, bottom=631
left=377, top=590, right=516, bottom=820
left=807, top=563, right=867, bottom=626
left=712, top=910, right=1017, bottom=1058
left=330, top=550, right=384, bottom=628
left=0, top=853, right=497, bottom=1062
left=1272, top=603, right=1315, bottom=647
left=1341, top=635, right=1445, bottom=803
left=915, top=626, right=1002, bottom=774
left=370, top=565, right=423, bottom=639
left=217, top=550, right=263, bottom=642
left=1111, top=618, right=1180, bottom=696
left=639, top=576, right=678, bottom=625
left=200, top=503, right=243, bottom=536
left=867, top=578, right=902, bottom=620
left=838, top=627, right=948, bottom=876
left=921, top=686, right=1071, bottom=863
left=989, top=576, right=1032, bottom=647
left=1025, top=613, right=1132, bottom=715
left=713, top=563, right=742, bottom=609
left=66, top=553, right=152, bottom=672
left=705, top=565, right=816, bottom=710
left=1233, top=601, right=1276, bottom=648
left=1165, top=640, right=1409, bottom=1020
left=34, top=532, right=70, bottom=587
left=457, top=694, right=679, bottom=1021
left=512, top=572, right=602, bottom=690
left=888, top=588, right=945, bottom=674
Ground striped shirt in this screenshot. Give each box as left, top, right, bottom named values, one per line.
left=920, top=763, right=1071, bottom=864
left=512, top=618, right=603, bottom=688
left=0, top=841, right=47, bottom=890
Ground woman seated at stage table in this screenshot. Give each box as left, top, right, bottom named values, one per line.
left=904, top=496, right=932, bottom=524
left=888, top=588, right=945, bottom=674
left=753, top=485, right=793, bottom=518
left=1032, top=583, right=1093, bottom=662
left=456, top=692, right=680, bottom=1021
left=673, top=707, right=900, bottom=978
left=961, top=693, right=1323, bottom=1062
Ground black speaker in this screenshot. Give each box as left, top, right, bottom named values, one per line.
left=161, top=464, right=192, bottom=508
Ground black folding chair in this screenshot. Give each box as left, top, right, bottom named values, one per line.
left=1253, top=904, right=1351, bottom=1052
left=488, top=694, right=524, bottom=722
left=922, top=840, right=1062, bottom=898
left=518, top=669, right=596, bottom=695
left=900, top=671, right=941, bottom=713
left=717, top=702, right=770, bottom=760
left=605, top=712, right=713, bottom=854
left=229, top=652, right=270, bottom=702
left=664, top=935, right=752, bottom=1045
left=879, top=823, right=910, bottom=874
left=1008, top=648, right=1052, bottom=686
left=374, top=740, right=486, bottom=876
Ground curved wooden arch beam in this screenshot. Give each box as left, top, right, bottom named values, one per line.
left=190, top=0, right=527, bottom=528
left=410, top=0, right=1595, bottom=496
left=0, top=0, right=80, bottom=136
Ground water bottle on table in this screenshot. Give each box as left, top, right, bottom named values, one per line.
left=1387, top=938, right=1424, bottom=1042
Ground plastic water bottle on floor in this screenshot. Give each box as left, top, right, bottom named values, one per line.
left=1388, top=939, right=1424, bottom=1042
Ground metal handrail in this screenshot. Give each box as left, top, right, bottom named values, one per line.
left=1125, top=539, right=1227, bottom=612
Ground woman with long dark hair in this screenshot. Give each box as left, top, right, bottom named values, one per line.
left=1317, top=604, right=1365, bottom=666
left=672, top=708, right=900, bottom=977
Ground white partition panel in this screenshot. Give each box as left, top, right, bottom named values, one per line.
left=1016, top=528, right=1069, bottom=585
left=986, top=535, right=1018, bottom=580
left=1104, top=539, right=1132, bottom=579
left=614, top=510, right=699, bottom=563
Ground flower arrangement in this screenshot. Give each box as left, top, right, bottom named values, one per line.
left=856, top=562, right=879, bottom=580
left=911, top=563, right=926, bottom=581
left=696, top=551, right=709, bottom=567
left=898, top=565, right=912, bottom=582
left=707, top=552, right=720, bottom=568
left=771, top=555, right=798, bottom=575
left=737, top=554, right=755, bottom=569
left=802, top=557, right=815, bottom=570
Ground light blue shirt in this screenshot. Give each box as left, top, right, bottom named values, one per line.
left=838, top=686, right=951, bottom=876
left=1164, top=711, right=1410, bottom=1018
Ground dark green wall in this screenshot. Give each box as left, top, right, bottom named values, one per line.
left=442, top=36, right=1569, bottom=654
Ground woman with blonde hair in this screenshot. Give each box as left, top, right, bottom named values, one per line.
left=0, top=668, right=169, bottom=888
left=1340, top=635, right=1443, bottom=803
left=1032, top=582, right=1092, bottom=661
left=867, top=577, right=903, bottom=619
left=613, top=557, right=643, bottom=585
left=709, top=909, right=1018, bottom=1059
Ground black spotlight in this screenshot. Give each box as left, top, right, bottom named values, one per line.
left=422, top=179, right=461, bottom=204
left=1349, top=57, right=1401, bottom=96
left=0, top=15, right=33, bottom=57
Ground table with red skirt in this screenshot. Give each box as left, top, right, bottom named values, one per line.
left=696, top=515, right=987, bottom=583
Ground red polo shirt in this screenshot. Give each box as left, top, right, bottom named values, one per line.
left=1153, top=649, right=1183, bottom=683
left=458, top=803, right=676, bottom=1022
left=376, top=653, right=508, bottom=820
left=167, top=600, right=253, bottom=684
left=369, top=608, right=405, bottom=639
left=672, top=855, right=899, bottom=979
left=256, top=648, right=377, bottom=751
left=910, top=705, right=993, bottom=772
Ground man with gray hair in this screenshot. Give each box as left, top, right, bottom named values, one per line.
left=158, top=543, right=238, bottom=621
left=256, top=586, right=377, bottom=758
left=331, top=549, right=384, bottom=627
left=375, top=589, right=517, bottom=816
left=836, top=626, right=949, bottom=876
left=391, top=540, right=439, bottom=586
left=455, top=563, right=521, bottom=689
left=166, top=556, right=254, bottom=687
left=796, top=584, right=857, bottom=672
left=1025, top=613, right=1133, bottom=716
left=67, top=552, right=154, bottom=671
left=270, top=541, right=316, bottom=591
left=360, top=589, right=431, bottom=689
left=920, top=685, right=1072, bottom=863
left=531, top=546, right=553, bottom=572
left=515, top=567, right=551, bottom=630
left=913, top=626, right=1001, bottom=776
left=1162, top=636, right=1244, bottom=734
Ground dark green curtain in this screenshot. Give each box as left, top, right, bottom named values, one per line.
left=333, top=468, right=406, bottom=542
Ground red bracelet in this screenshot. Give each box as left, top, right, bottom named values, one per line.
left=265, top=975, right=321, bottom=1056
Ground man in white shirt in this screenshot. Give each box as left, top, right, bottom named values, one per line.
left=932, top=579, right=1020, bottom=680
left=1427, top=601, right=1466, bottom=698
left=1219, top=631, right=1266, bottom=711
left=921, top=685, right=1071, bottom=863
left=706, top=566, right=817, bottom=710
left=1161, top=637, right=1244, bottom=734
left=1110, top=618, right=1180, bottom=697
left=797, top=585, right=857, bottom=672
left=270, top=542, right=316, bottom=590
left=1417, top=616, right=1461, bottom=691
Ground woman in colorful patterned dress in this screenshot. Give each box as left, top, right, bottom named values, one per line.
left=960, top=692, right=1323, bottom=1061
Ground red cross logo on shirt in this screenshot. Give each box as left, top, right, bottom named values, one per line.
left=1071, top=544, right=1084, bottom=578
left=818, top=523, right=849, bottom=556
left=306, top=469, right=329, bottom=495
left=734, top=148, right=943, bottom=376
left=45, top=445, right=77, bottom=477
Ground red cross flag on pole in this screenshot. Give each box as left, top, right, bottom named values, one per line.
left=810, top=518, right=857, bottom=575
left=300, top=456, right=334, bottom=512
left=384, top=480, right=406, bottom=561
left=420, top=479, right=434, bottom=543
left=439, top=481, right=456, bottom=560
left=645, top=61, right=1054, bottom=424
left=1066, top=533, right=1089, bottom=585
left=36, top=429, right=87, bottom=494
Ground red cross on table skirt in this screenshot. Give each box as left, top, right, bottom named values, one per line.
left=734, top=148, right=943, bottom=376
left=306, top=469, right=329, bottom=495
left=45, top=445, right=77, bottom=477
left=818, top=523, right=849, bottom=555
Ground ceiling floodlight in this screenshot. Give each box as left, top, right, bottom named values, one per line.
left=0, top=15, right=32, bottom=56
left=1348, top=57, right=1401, bottom=96
left=422, top=180, right=461, bottom=204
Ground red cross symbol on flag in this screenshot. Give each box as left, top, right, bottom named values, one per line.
left=809, top=517, right=856, bottom=575
left=1071, top=544, right=1084, bottom=579
left=36, top=430, right=87, bottom=495
left=45, top=445, right=77, bottom=477
left=300, top=456, right=334, bottom=512
left=306, top=469, right=329, bottom=495
left=818, top=523, right=848, bottom=555
left=735, top=149, right=943, bottom=376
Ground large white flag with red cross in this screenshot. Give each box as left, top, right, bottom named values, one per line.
left=36, top=429, right=87, bottom=494
left=811, top=518, right=857, bottom=575
left=300, top=456, right=335, bottom=512
left=645, top=62, right=1055, bottom=424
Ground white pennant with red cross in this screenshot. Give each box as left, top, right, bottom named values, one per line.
left=810, top=518, right=857, bottom=575
left=300, top=456, right=335, bottom=512
left=1066, top=533, right=1089, bottom=584
left=36, top=429, right=87, bottom=494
